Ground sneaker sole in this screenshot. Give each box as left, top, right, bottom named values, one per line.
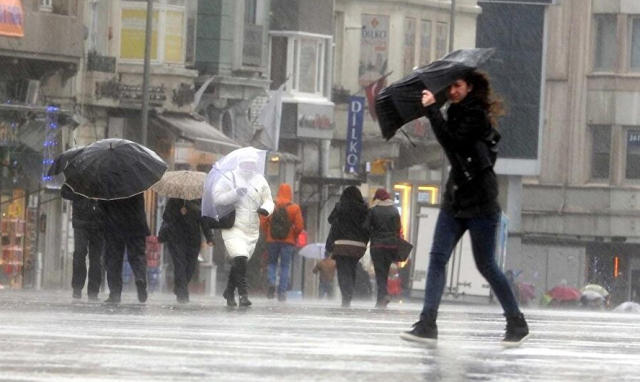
left=399, top=332, right=438, bottom=345
left=500, top=334, right=531, bottom=348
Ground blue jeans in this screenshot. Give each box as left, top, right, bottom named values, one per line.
left=268, top=242, right=295, bottom=295
left=318, top=280, right=334, bottom=299
left=421, top=210, right=521, bottom=318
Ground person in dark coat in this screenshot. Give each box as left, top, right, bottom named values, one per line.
left=326, top=186, right=370, bottom=308
left=100, top=193, right=150, bottom=304
left=401, top=71, right=529, bottom=347
left=160, top=198, right=214, bottom=303
left=62, top=185, right=104, bottom=301
left=365, top=188, right=402, bottom=308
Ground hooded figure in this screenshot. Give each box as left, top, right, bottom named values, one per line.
left=365, top=188, right=402, bottom=308
left=326, top=186, right=370, bottom=307
left=213, top=152, right=274, bottom=307
left=260, top=183, right=304, bottom=301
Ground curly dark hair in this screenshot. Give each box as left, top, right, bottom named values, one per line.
left=460, top=70, right=505, bottom=126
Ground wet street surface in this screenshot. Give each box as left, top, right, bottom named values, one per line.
left=0, top=291, right=639, bottom=381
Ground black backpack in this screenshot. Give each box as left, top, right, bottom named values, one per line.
left=270, top=203, right=292, bottom=239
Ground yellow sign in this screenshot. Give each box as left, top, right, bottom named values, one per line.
left=120, top=8, right=159, bottom=60
left=0, top=0, right=23, bottom=37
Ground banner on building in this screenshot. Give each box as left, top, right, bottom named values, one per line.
left=359, top=15, right=389, bottom=87
left=120, top=8, right=159, bottom=60
left=0, top=0, right=23, bottom=37
left=345, top=96, right=365, bottom=174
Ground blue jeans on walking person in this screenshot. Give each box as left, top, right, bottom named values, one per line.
left=268, top=242, right=295, bottom=295
left=421, top=210, right=521, bottom=318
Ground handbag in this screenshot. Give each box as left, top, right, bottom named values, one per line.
left=203, top=211, right=236, bottom=230
left=395, top=237, right=414, bottom=262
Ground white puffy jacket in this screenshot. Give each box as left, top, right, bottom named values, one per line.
left=213, top=170, right=274, bottom=258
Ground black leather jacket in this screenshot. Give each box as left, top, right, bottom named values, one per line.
left=425, top=96, right=502, bottom=218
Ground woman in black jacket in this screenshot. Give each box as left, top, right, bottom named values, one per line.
left=161, top=198, right=214, bottom=303
left=401, top=71, right=529, bottom=347
left=326, top=186, right=370, bottom=308
left=365, top=188, right=401, bottom=308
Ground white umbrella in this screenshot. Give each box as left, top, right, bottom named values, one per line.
left=299, top=243, right=326, bottom=260
left=202, top=146, right=267, bottom=220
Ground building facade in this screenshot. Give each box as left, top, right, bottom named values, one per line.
left=520, top=0, right=640, bottom=301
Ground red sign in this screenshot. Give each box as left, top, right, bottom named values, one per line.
left=0, top=0, right=23, bottom=37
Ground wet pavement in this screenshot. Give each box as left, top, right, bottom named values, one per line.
left=0, top=290, right=639, bottom=381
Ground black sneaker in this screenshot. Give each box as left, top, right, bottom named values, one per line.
left=501, top=313, right=530, bottom=347
left=223, top=289, right=237, bottom=307
left=267, top=286, right=275, bottom=299
left=239, top=295, right=252, bottom=307
left=400, top=319, right=438, bottom=345
left=72, top=289, right=82, bottom=300
left=87, top=295, right=99, bottom=302
left=177, top=296, right=189, bottom=304
left=277, top=293, right=286, bottom=302
left=135, top=280, right=148, bottom=303
left=104, top=296, right=121, bottom=304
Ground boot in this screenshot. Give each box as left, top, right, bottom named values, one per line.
left=267, top=286, right=276, bottom=299
left=502, top=313, right=530, bottom=347
left=223, top=289, right=237, bottom=307
left=234, top=257, right=251, bottom=307
left=400, top=312, right=438, bottom=345
left=72, top=289, right=82, bottom=300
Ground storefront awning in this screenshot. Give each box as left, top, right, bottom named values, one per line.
left=153, top=115, right=241, bottom=155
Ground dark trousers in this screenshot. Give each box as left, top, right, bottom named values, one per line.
left=105, top=235, right=147, bottom=298
left=318, top=280, right=334, bottom=299
left=71, top=226, right=104, bottom=297
left=371, top=247, right=396, bottom=303
left=168, top=240, right=200, bottom=300
left=267, top=242, right=295, bottom=295
left=335, top=256, right=359, bottom=305
left=421, top=210, right=520, bottom=318
left=225, top=256, right=249, bottom=297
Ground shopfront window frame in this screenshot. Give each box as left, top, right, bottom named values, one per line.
left=624, top=128, right=640, bottom=182
left=590, top=124, right=611, bottom=181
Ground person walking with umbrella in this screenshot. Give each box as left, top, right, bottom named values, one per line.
left=400, top=71, right=530, bottom=347
left=326, top=186, right=370, bottom=308
left=160, top=198, right=214, bottom=303
left=260, top=183, right=304, bottom=302
left=211, top=150, right=274, bottom=307
left=365, top=188, right=402, bottom=309
left=62, top=139, right=168, bottom=304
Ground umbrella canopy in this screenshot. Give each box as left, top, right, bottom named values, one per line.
left=152, top=170, right=207, bottom=200
left=547, top=285, right=581, bottom=302
left=63, top=138, right=167, bottom=200
left=517, top=282, right=536, bottom=302
left=47, top=146, right=84, bottom=177
left=580, top=284, right=609, bottom=297
left=581, top=290, right=605, bottom=302
left=613, top=302, right=640, bottom=313
left=202, top=146, right=267, bottom=220
left=299, top=243, right=326, bottom=260
left=375, top=48, right=495, bottom=140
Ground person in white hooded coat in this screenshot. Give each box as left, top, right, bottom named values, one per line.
left=213, top=154, right=274, bottom=306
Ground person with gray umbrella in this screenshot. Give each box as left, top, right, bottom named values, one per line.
left=159, top=198, right=214, bottom=303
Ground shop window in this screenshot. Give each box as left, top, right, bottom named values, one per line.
left=590, top=125, right=610, bottom=180
left=631, top=18, right=640, bottom=70
left=593, top=15, right=617, bottom=71
left=404, top=18, right=417, bottom=75
left=420, top=20, right=432, bottom=66
left=244, top=0, right=257, bottom=25
left=185, top=0, right=197, bottom=65
left=626, top=129, right=640, bottom=180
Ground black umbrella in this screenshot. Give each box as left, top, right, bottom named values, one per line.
left=63, top=138, right=167, bottom=200
left=46, top=146, right=84, bottom=177
left=375, top=48, right=496, bottom=140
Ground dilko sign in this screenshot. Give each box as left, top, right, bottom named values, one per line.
left=345, top=96, right=365, bottom=174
